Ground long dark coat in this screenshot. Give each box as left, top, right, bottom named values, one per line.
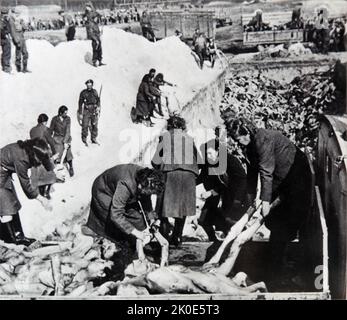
left=50, top=115, right=73, bottom=162
left=0, top=143, right=40, bottom=216
left=152, top=130, right=199, bottom=218
left=246, top=129, right=311, bottom=241
left=86, top=164, right=154, bottom=243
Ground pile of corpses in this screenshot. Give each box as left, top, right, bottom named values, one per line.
left=0, top=239, right=267, bottom=297
left=220, top=66, right=342, bottom=155
left=0, top=202, right=270, bottom=297
left=0, top=235, right=117, bottom=296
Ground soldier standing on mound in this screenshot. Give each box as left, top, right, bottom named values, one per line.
left=78, top=79, right=101, bottom=146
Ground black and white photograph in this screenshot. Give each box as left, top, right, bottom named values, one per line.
left=0, top=0, right=346, bottom=306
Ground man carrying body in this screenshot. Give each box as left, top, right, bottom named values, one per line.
left=0, top=8, right=12, bottom=73
left=9, top=8, right=30, bottom=73
left=78, top=79, right=100, bottom=146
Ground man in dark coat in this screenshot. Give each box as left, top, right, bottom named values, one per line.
left=78, top=79, right=100, bottom=146
left=84, top=4, right=104, bottom=67
left=0, top=8, right=12, bottom=73
left=85, top=164, right=164, bottom=278
left=0, top=139, right=53, bottom=245
left=30, top=113, right=57, bottom=199
left=229, top=120, right=311, bottom=289
left=50, top=105, right=74, bottom=177
left=9, top=8, right=30, bottom=73
left=197, top=139, right=248, bottom=241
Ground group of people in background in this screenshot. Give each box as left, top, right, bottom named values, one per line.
left=192, top=28, right=217, bottom=69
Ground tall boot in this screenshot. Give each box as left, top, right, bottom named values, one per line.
left=67, top=160, right=74, bottom=177
left=0, top=220, right=17, bottom=244
left=170, top=217, right=186, bottom=247
left=22, top=62, right=31, bottom=73
left=16, top=64, right=21, bottom=72
left=12, top=214, right=36, bottom=246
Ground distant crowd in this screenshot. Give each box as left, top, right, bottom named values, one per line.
left=25, top=7, right=141, bottom=32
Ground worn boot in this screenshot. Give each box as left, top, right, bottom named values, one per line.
left=82, top=139, right=89, bottom=147
left=22, top=67, right=31, bottom=73
left=16, top=65, right=21, bottom=72
left=12, top=214, right=36, bottom=246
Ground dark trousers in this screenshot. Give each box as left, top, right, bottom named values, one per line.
left=15, top=38, right=28, bottom=70
left=1, top=38, right=11, bottom=71
left=82, top=108, right=98, bottom=142
left=92, top=39, right=102, bottom=63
